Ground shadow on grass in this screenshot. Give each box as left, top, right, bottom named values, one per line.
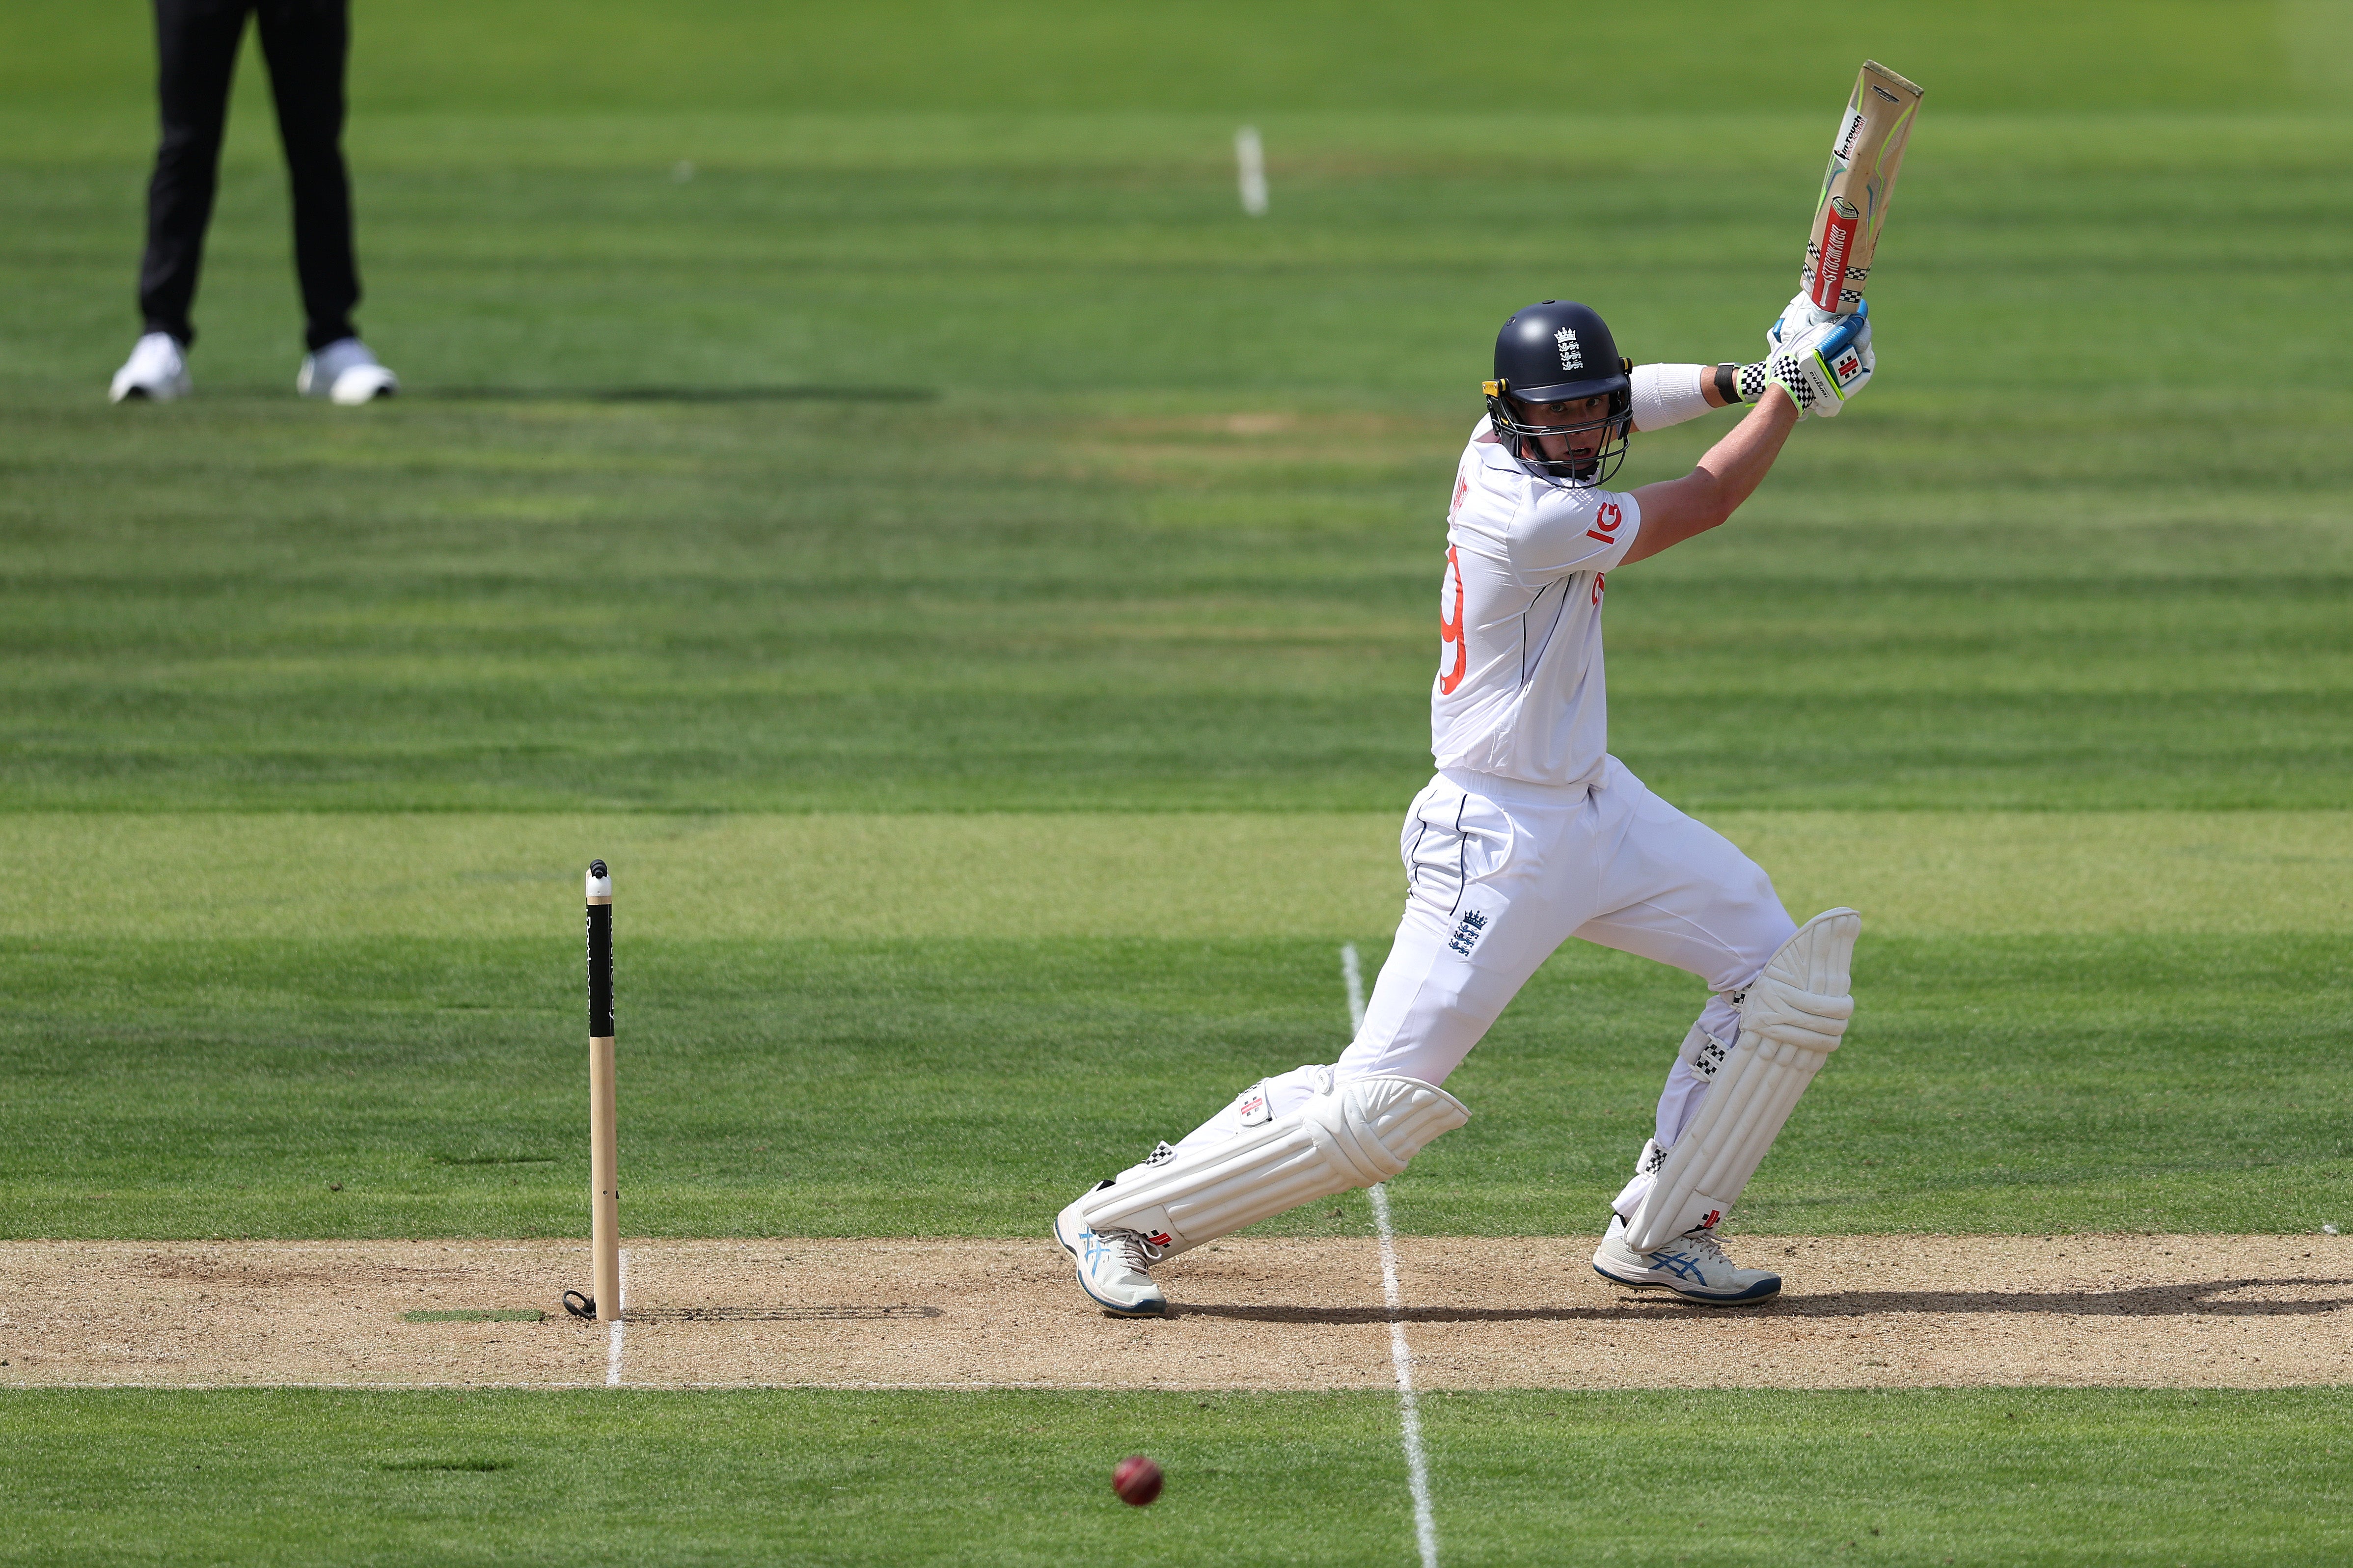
left=1175, top=1277, right=2353, bottom=1324
left=417, top=385, right=938, bottom=403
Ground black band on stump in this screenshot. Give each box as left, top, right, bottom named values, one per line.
left=586, top=859, right=614, bottom=1038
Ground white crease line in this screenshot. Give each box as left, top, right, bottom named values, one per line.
left=606, top=1247, right=629, bottom=1387
left=1234, top=125, right=1268, bottom=216
left=1370, top=1183, right=1440, bottom=1568
left=1345, top=943, right=1440, bottom=1568
left=1342, top=941, right=1368, bottom=1035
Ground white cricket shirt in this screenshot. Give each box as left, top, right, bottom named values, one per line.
left=1430, top=417, right=1643, bottom=789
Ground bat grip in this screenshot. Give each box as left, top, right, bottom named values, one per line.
left=1820, top=299, right=1869, bottom=359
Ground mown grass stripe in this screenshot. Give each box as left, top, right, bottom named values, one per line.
left=6, top=811, right=2349, bottom=940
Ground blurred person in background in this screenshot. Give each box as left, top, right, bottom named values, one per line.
left=109, top=0, right=397, bottom=404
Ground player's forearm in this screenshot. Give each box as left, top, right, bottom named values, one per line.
left=1694, top=387, right=1801, bottom=517
left=1620, top=390, right=1799, bottom=564
left=1630, top=361, right=1775, bottom=431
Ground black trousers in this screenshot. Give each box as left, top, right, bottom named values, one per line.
left=138, top=0, right=361, bottom=351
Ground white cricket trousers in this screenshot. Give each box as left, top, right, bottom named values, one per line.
left=1172, top=756, right=1797, bottom=1223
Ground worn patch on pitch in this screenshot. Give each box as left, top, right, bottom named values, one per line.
left=1, top=1236, right=2346, bottom=1390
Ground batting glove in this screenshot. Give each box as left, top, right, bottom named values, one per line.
left=1766, top=289, right=1848, bottom=355
left=1765, top=307, right=1873, bottom=418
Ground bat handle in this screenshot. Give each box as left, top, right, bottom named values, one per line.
left=1820, top=299, right=1869, bottom=359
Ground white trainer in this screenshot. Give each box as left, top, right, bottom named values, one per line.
left=297, top=337, right=399, bottom=404
left=1592, top=1213, right=1781, bottom=1304
left=109, top=332, right=191, bottom=403
left=1054, top=1183, right=1169, bottom=1317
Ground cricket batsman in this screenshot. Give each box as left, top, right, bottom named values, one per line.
left=1056, top=293, right=1876, bottom=1314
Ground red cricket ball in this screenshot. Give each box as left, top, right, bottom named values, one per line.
left=1112, top=1454, right=1163, bottom=1507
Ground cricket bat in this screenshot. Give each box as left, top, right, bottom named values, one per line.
left=1800, top=60, right=1923, bottom=316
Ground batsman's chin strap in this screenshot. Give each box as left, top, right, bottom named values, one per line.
left=562, top=1290, right=598, bottom=1320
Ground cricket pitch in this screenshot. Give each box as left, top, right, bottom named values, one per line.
left=4, top=1236, right=2347, bottom=1391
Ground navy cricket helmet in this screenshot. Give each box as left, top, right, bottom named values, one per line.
left=1483, top=300, right=1633, bottom=486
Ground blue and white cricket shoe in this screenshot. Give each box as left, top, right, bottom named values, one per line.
left=1592, top=1214, right=1781, bottom=1304
left=1054, top=1182, right=1169, bottom=1317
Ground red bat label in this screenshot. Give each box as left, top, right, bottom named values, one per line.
left=1811, top=198, right=1860, bottom=310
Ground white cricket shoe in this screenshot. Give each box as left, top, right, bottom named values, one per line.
left=109, top=332, right=191, bottom=403
left=297, top=337, right=399, bottom=404
left=1592, top=1214, right=1781, bottom=1304
left=1054, top=1183, right=1169, bottom=1317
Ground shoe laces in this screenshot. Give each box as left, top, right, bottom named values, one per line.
left=1102, top=1227, right=1165, bottom=1273
left=1674, top=1228, right=1731, bottom=1265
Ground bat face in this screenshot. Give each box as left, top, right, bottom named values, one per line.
left=1803, top=60, right=1923, bottom=315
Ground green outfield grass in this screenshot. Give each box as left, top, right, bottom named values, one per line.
left=5, top=810, right=2351, bottom=1238
left=7, top=930, right=2347, bottom=1240
left=4, top=1387, right=2349, bottom=1567
left=5, top=0, right=2346, bottom=1248
left=4, top=0, right=2351, bottom=1561
left=4, top=94, right=2352, bottom=813
left=5, top=253, right=2350, bottom=813
left=6, top=383, right=2353, bottom=813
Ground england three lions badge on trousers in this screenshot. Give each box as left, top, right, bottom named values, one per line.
left=1443, top=884, right=1510, bottom=965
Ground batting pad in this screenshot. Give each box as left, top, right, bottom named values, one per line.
left=1077, top=1076, right=1469, bottom=1257
left=1624, top=908, right=1860, bottom=1252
